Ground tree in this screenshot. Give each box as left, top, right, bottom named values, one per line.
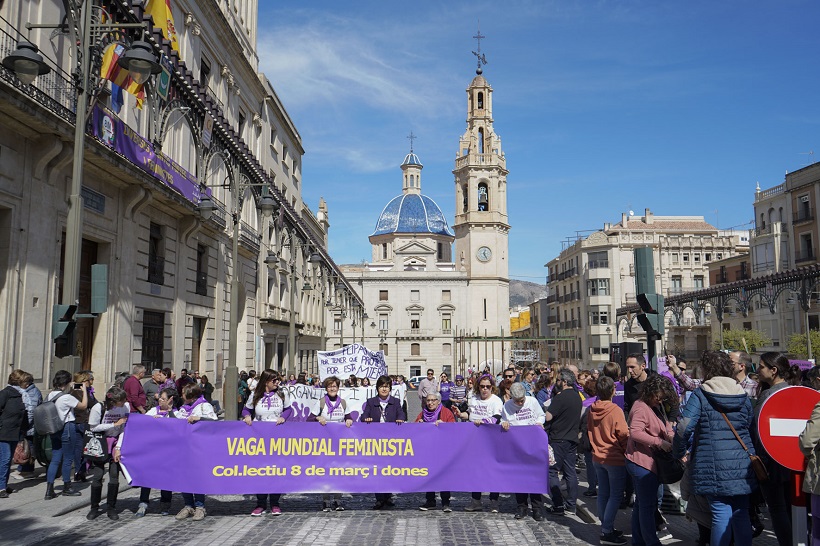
left=714, top=329, right=771, bottom=353
left=786, top=331, right=820, bottom=360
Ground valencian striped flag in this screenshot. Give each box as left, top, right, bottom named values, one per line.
left=99, top=43, right=146, bottom=112
left=146, top=0, right=180, bottom=53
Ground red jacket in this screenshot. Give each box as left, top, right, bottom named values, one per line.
left=415, top=406, right=455, bottom=423
left=123, top=375, right=146, bottom=413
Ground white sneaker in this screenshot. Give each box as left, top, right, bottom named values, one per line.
left=135, top=503, right=148, bottom=517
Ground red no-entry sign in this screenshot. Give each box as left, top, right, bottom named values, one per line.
left=757, top=385, right=820, bottom=472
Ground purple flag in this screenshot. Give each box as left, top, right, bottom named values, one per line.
left=119, top=415, right=549, bottom=494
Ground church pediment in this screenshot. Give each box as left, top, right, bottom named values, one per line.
left=395, top=241, right=435, bottom=254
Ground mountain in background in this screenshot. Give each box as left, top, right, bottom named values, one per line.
left=509, top=279, right=547, bottom=308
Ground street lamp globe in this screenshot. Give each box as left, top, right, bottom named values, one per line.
left=197, top=194, right=216, bottom=221
left=117, top=41, right=161, bottom=85
left=2, top=40, right=51, bottom=85
left=258, top=193, right=276, bottom=218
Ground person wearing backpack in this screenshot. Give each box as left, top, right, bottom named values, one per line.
left=43, top=370, right=89, bottom=500
left=85, top=386, right=129, bottom=520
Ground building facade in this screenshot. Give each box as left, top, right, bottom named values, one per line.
left=0, top=0, right=358, bottom=395
left=545, top=209, right=745, bottom=366
left=340, top=67, right=511, bottom=377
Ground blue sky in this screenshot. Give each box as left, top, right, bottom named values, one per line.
left=257, top=1, right=820, bottom=282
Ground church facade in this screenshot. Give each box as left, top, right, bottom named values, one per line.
left=339, top=67, right=510, bottom=377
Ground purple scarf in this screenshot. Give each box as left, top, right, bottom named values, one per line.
left=261, top=390, right=281, bottom=410
left=421, top=404, right=442, bottom=423
left=181, top=395, right=206, bottom=414
left=324, top=395, right=342, bottom=415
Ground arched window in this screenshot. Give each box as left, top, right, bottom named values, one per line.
left=477, top=92, right=484, bottom=109
left=462, top=184, right=468, bottom=212
left=382, top=243, right=388, bottom=260
left=478, top=127, right=484, bottom=155
left=478, top=182, right=489, bottom=211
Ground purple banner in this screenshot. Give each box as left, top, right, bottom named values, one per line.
left=90, top=105, right=210, bottom=205
left=119, top=415, right=549, bottom=494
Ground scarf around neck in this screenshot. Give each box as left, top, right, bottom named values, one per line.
left=324, top=394, right=342, bottom=415
left=182, top=395, right=206, bottom=414
left=421, top=404, right=442, bottom=423
left=261, top=390, right=281, bottom=410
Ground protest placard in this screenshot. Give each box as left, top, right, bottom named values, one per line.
left=318, top=343, right=387, bottom=381
left=282, top=383, right=406, bottom=422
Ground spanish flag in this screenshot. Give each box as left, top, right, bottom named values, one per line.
left=146, top=0, right=179, bottom=53
left=99, top=43, right=145, bottom=110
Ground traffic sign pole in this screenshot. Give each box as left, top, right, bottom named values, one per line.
left=791, top=471, right=807, bottom=546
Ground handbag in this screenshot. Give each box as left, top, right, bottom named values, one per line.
left=82, top=428, right=109, bottom=463
left=654, top=448, right=685, bottom=484
left=12, top=439, right=30, bottom=465
left=720, top=412, right=769, bottom=483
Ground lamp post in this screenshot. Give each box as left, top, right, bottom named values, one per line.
left=336, top=281, right=347, bottom=347
left=361, top=312, right=368, bottom=345
left=198, top=183, right=275, bottom=421
left=4, top=3, right=160, bottom=364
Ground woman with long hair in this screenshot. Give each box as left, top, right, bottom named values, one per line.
left=534, top=373, right=553, bottom=409
left=673, top=351, right=756, bottom=546
left=135, top=387, right=179, bottom=517
left=86, top=386, right=129, bottom=520
left=625, top=374, right=677, bottom=546
left=243, top=369, right=291, bottom=516
left=753, top=352, right=801, bottom=546
left=460, top=374, right=503, bottom=512
left=44, top=370, right=89, bottom=500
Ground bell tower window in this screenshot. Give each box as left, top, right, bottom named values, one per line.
left=477, top=92, right=484, bottom=109
left=478, top=182, right=489, bottom=211
left=478, top=127, right=484, bottom=154
left=462, top=184, right=468, bottom=212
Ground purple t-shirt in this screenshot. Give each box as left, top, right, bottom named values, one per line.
left=612, top=381, right=625, bottom=410
left=439, top=381, right=453, bottom=401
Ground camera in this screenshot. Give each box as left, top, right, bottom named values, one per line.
left=73, top=383, right=83, bottom=390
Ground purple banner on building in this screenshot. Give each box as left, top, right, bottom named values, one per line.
left=90, top=105, right=210, bottom=205
left=119, top=415, right=549, bottom=495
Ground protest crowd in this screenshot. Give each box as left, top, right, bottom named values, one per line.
left=1, top=350, right=819, bottom=546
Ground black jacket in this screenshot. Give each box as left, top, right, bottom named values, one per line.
left=360, top=396, right=405, bottom=423
left=0, top=386, right=28, bottom=442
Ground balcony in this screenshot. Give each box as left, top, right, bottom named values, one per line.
left=795, top=248, right=816, bottom=263
left=239, top=221, right=261, bottom=254
left=666, top=287, right=685, bottom=296
left=454, top=151, right=506, bottom=170
left=794, top=208, right=814, bottom=225
left=588, top=260, right=609, bottom=269
left=148, top=256, right=165, bottom=285
left=753, top=260, right=775, bottom=273
left=546, top=294, right=558, bottom=304
left=754, top=222, right=787, bottom=237
left=622, top=292, right=636, bottom=305
left=396, top=328, right=434, bottom=340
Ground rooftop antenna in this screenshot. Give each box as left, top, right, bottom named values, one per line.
left=799, top=150, right=815, bottom=166
left=407, top=131, right=416, bottom=153
left=472, top=22, right=487, bottom=75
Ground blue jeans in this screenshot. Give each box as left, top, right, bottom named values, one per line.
left=627, top=460, right=661, bottom=546
left=0, top=440, right=16, bottom=490
left=181, top=493, right=205, bottom=508
left=584, top=450, right=597, bottom=490
left=708, top=495, right=751, bottom=546
left=47, top=426, right=75, bottom=485
left=594, top=461, right=626, bottom=534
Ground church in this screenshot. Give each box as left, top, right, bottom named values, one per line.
left=339, top=60, right=511, bottom=378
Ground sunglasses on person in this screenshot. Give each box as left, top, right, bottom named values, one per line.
left=504, top=374, right=514, bottom=379
left=479, top=384, right=493, bottom=389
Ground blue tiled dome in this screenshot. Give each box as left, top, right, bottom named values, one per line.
left=372, top=194, right=454, bottom=237
left=402, top=152, right=422, bottom=167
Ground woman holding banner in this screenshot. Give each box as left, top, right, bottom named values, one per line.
left=415, top=391, right=455, bottom=512
left=312, top=375, right=353, bottom=511
left=460, top=374, right=504, bottom=512
left=175, top=383, right=218, bottom=521
left=243, top=369, right=292, bottom=516
left=361, top=375, right=405, bottom=510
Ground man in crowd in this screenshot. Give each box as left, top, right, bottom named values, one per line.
left=545, top=368, right=582, bottom=515
left=175, top=368, right=195, bottom=393
left=731, top=350, right=758, bottom=402
left=624, top=354, right=653, bottom=415
left=123, top=364, right=147, bottom=414
left=143, top=368, right=166, bottom=411
left=418, top=368, right=438, bottom=402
